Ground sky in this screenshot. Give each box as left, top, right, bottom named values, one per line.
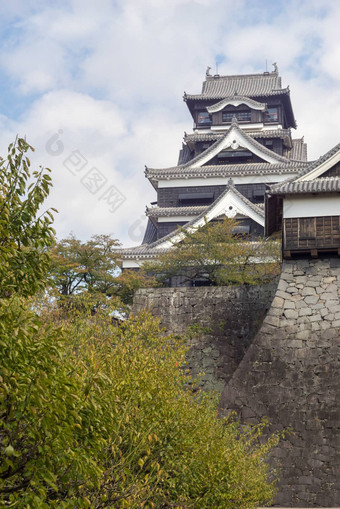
left=0, top=0, right=339, bottom=246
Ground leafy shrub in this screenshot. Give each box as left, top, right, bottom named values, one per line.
left=1, top=304, right=280, bottom=508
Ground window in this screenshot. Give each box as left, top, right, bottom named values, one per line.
left=222, top=110, right=251, bottom=122
left=216, top=149, right=253, bottom=164
left=197, top=111, right=212, bottom=125
left=233, top=224, right=250, bottom=235
left=178, top=192, right=214, bottom=206
left=252, top=189, right=265, bottom=204
left=264, top=107, right=279, bottom=123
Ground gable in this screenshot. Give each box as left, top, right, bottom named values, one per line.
left=190, top=124, right=287, bottom=168
left=321, top=161, right=340, bottom=179
left=297, top=145, right=340, bottom=181
left=155, top=187, right=264, bottom=250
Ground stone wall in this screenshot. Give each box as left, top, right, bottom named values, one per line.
left=220, top=258, right=340, bottom=507
left=131, top=283, right=277, bottom=392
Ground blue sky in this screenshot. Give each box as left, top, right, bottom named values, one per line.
left=0, top=0, right=339, bottom=245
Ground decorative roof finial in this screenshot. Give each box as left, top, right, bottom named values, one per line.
left=231, top=115, right=238, bottom=126
left=272, top=62, right=278, bottom=74
left=228, top=177, right=234, bottom=186
left=206, top=66, right=211, bottom=77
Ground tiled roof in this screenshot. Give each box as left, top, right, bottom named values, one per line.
left=184, top=71, right=286, bottom=100
left=185, top=129, right=293, bottom=144
left=120, top=184, right=265, bottom=258
left=293, top=142, right=340, bottom=179
left=269, top=176, right=340, bottom=195
left=146, top=160, right=306, bottom=182
left=142, top=218, right=157, bottom=244
left=147, top=205, right=208, bottom=218
left=185, top=89, right=289, bottom=101
left=288, top=138, right=308, bottom=162
left=268, top=142, right=340, bottom=195
left=177, top=144, right=192, bottom=165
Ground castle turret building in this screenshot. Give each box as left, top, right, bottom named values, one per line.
left=121, top=66, right=309, bottom=269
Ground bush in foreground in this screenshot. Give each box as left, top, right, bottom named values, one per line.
left=1, top=302, right=280, bottom=508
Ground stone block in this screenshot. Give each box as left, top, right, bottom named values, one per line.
left=277, top=280, right=289, bottom=291
left=286, top=286, right=298, bottom=294
left=327, top=304, right=340, bottom=314
left=296, top=330, right=310, bottom=340
left=304, top=295, right=319, bottom=305
left=284, top=300, right=296, bottom=309
left=323, top=276, right=336, bottom=284
left=295, top=300, right=308, bottom=309
left=286, top=339, right=303, bottom=348
left=322, top=292, right=339, bottom=300
left=272, top=296, right=284, bottom=308
left=295, top=276, right=307, bottom=284
left=304, top=280, right=321, bottom=288
left=299, top=308, right=312, bottom=317
left=263, top=315, right=280, bottom=327
left=309, top=313, right=322, bottom=322
left=301, top=287, right=317, bottom=296
left=284, top=309, right=298, bottom=319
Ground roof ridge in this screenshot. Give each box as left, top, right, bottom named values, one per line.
left=205, top=72, right=278, bottom=80
left=269, top=175, right=340, bottom=195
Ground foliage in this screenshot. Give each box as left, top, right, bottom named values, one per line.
left=113, top=268, right=160, bottom=305
left=50, top=234, right=120, bottom=296
left=1, top=302, right=281, bottom=508
left=50, top=234, right=157, bottom=306
left=0, top=138, right=55, bottom=298
left=144, top=218, right=281, bottom=286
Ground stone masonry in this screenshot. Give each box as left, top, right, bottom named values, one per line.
left=131, top=284, right=277, bottom=392
left=220, top=258, right=340, bottom=507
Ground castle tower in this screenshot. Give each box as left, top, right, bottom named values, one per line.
left=121, top=66, right=308, bottom=272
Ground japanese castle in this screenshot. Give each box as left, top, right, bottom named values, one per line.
left=121, top=65, right=340, bottom=270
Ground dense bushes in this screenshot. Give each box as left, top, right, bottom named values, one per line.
left=1, top=304, right=280, bottom=508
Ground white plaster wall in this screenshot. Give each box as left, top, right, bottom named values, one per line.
left=284, top=195, right=340, bottom=218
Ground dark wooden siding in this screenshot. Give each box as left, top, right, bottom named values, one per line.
left=266, top=195, right=283, bottom=236
left=157, top=184, right=269, bottom=208
left=322, top=162, right=340, bottom=178
left=157, top=217, right=264, bottom=241
left=157, top=186, right=226, bottom=208
left=283, top=216, right=340, bottom=254
left=254, top=137, right=283, bottom=156
left=157, top=222, right=186, bottom=239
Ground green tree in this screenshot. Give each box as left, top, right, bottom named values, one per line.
left=50, top=234, right=157, bottom=308
left=144, top=218, right=281, bottom=286
left=0, top=137, right=55, bottom=298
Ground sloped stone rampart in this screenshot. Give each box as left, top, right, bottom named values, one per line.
left=131, top=284, right=277, bottom=391
left=220, top=258, right=340, bottom=507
